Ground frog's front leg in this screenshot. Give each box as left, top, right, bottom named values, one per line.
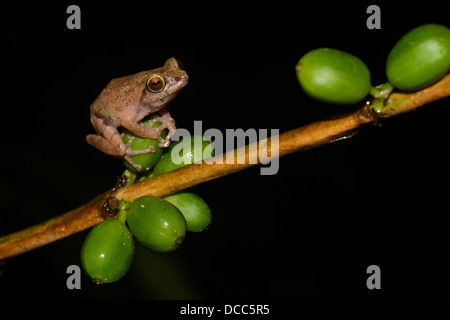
left=121, top=107, right=176, bottom=148
left=155, top=107, right=176, bottom=147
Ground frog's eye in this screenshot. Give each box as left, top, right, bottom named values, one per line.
left=146, top=75, right=166, bottom=93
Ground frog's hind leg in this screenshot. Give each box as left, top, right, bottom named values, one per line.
left=86, top=134, right=125, bottom=157
left=86, top=115, right=126, bottom=157
left=87, top=133, right=145, bottom=171
left=123, top=155, right=143, bottom=172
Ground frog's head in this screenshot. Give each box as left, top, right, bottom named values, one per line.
left=141, top=57, right=189, bottom=108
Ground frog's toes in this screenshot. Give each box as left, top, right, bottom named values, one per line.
left=158, top=119, right=176, bottom=148
left=158, top=136, right=171, bottom=148
left=124, top=135, right=136, bottom=150
left=124, top=155, right=143, bottom=172
left=165, top=118, right=176, bottom=139
left=126, top=145, right=156, bottom=156
left=158, top=133, right=175, bottom=148
left=124, top=133, right=156, bottom=155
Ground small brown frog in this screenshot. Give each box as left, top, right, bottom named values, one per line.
left=86, top=57, right=188, bottom=171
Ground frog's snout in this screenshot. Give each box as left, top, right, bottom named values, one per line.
left=175, top=73, right=189, bottom=86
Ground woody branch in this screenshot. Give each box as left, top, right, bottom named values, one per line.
left=0, top=74, right=449, bottom=259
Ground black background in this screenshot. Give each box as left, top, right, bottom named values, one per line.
left=1, top=1, right=449, bottom=300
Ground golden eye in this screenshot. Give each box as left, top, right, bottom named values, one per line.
left=146, top=75, right=166, bottom=93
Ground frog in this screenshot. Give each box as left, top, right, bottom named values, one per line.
left=86, top=57, right=188, bottom=171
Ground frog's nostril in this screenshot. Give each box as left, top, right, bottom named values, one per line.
left=175, top=75, right=188, bottom=84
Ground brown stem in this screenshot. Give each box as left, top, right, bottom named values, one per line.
left=1, top=74, right=449, bottom=259
left=382, top=74, right=450, bottom=117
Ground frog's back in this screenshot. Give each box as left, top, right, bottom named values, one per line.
left=90, top=72, right=150, bottom=126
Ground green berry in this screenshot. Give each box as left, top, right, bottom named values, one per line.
left=164, top=191, right=212, bottom=232
left=386, top=24, right=450, bottom=91
left=127, top=196, right=187, bottom=252
left=122, top=118, right=167, bottom=174
left=152, top=136, right=214, bottom=176
left=296, top=48, right=371, bottom=104
left=80, top=219, right=134, bottom=284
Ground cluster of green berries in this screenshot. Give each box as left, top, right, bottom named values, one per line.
left=296, top=24, right=450, bottom=108
left=81, top=122, right=213, bottom=284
